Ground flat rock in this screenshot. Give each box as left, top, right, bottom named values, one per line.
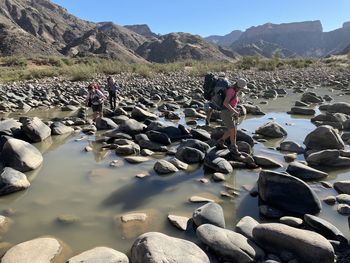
left=124, top=156, right=150, bottom=164
left=67, top=247, right=129, bottom=263
left=167, top=215, right=189, bottom=231
left=131, top=232, right=209, bottom=263
left=121, top=213, right=147, bottom=223
left=286, top=162, right=328, bottom=180
left=154, top=160, right=178, bottom=174
left=168, top=158, right=188, bottom=170
left=253, top=155, right=283, bottom=168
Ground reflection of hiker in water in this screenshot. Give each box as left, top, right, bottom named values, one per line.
left=216, top=78, right=247, bottom=155
left=86, top=83, right=105, bottom=121
left=106, top=76, right=119, bottom=110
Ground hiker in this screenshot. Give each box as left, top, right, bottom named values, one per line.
left=86, top=83, right=105, bottom=121
left=106, top=76, right=119, bottom=110
left=204, top=72, right=230, bottom=125
left=217, top=78, right=247, bottom=155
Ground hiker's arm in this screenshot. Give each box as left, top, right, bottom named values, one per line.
left=223, top=91, right=239, bottom=115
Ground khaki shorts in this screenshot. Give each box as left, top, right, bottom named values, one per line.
left=220, top=109, right=237, bottom=129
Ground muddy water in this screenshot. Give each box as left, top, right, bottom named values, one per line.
left=1, top=87, right=350, bottom=255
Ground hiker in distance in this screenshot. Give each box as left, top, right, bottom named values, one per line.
left=86, top=83, right=105, bottom=121
left=203, top=72, right=230, bottom=125
left=217, top=78, right=248, bottom=155
left=106, top=76, right=119, bottom=110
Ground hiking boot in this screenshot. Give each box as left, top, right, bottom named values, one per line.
left=229, top=144, right=241, bottom=156
left=216, top=139, right=227, bottom=149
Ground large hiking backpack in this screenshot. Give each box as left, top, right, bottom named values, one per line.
left=203, top=73, right=217, bottom=100
left=211, top=79, right=230, bottom=110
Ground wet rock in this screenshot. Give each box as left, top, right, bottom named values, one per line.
left=146, top=130, right=171, bottom=145
left=286, top=162, right=328, bottom=180
left=213, top=172, right=226, bottom=182
left=279, top=216, right=303, bottom=228
left=131, top=106, right=158, bottom=121
left=154, top=160, right=178, bottom=174
left=304, top=214, right=347, bottom=244
left=336, top=194, right=350, bottom=205
left=338, top=204, right=350, bottom=215
left=193, top=202, right=225, bottom=228
left=0, top=167, right=30, bottom=196
left=175, top=147, right=205, bottom=163
left=189, top=196, right=216, bottom=203
left=121, top=213, right=147, bottom=223
left=284, top=153, right=297, bottom=162
left=124, top=156, right=150, bottom=164
left=95, top=117, right=118, bottom=130
left=301, top=92, right=323, bottom=104
left=167, top=215, right=189, bottom=231
left=235, top=216, right=259, bottom=240
left=256, top=122, right=287, bottom=138
left=253, top=223, right=334, bottom=263
left=259, top=205, right=286, bottom=218
left=178, top=139, right=210, bottom=153
left=0, top=119, right=22, bottom=136
left=115, top=143, right=140, bottom=156
left=323, top=102, right=350, bottom=115
left=21, top=117, right=51, bottom=142
left=258, top=170, right=321, bottom=214
left=289, top=107, right=315, bottom=116
left=131, top=232, right=209, bottom=263
left=253, top=155, right=283, bottom=168
left=323, top=196, right=336, bottom=205
left=304, top=125, right=344, bottom=150
left=306, top=150, right=350, bottom=167
left=183, top=108, right=199, bottom=117
left=67, top=247, right=129, bottom=263
left=61, top=105, right=78, bottom=111
left=278, top=141, right=305, bottom=154
left=197, top=224, right=265, bottom=263
left=204, top=156, right=233, bottom=174
left=56, top=214, right=80, bottom=225
left=334, top=181, right=350, bottom=194
left=190, top=129, right=211, bottom=141
left=0, top=216, right=12, bottom=234
left=2, top=138, right=43, bottom=172
left=119, top=119, right=146, bottom=135
left=51, top=122, right=74, bottom=135
left=168, top=158, right=188, bottom=170
left=2, top=237, right=71, bottom=263
left=140, top=149, right=154, bottom=156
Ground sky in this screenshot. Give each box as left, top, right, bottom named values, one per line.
left=51, top=0, right=350, bottom=37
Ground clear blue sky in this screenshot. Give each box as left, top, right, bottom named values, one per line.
left=51, top=0, right=350, bottom=36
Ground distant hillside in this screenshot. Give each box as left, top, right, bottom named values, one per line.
left=124, top=24, right=158, bottom=39
left=136, top=32, right=235, bottom=63
left=205, top=30, right=242, bottom=47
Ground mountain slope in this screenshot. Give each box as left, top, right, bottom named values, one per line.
left=205, top=30, right=243, bottom=47
left=124, top=24, right=158, bottom=39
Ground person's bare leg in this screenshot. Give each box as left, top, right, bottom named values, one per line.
left=229, top=126, right=237, bottom=146
left=206, top=108, right=213, bottom=125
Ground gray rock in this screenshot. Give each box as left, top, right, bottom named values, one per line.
left=178, top=139, right=210, bottom=153
left=235, top=216, right=259, bottom=240
left=197, top=224, right=265, bottom=263
left=304, top=125, right=344, bottom=150
left=334, top=181, right=350, bottom=194
left=259, top=205, right=286, bottom=218
left=0, top=119, right=22, bottom=136
left=323, top=196, right=336, bottom=205
left=279, top=216, right=303, bottom=228
left=253, top=155, right=283, bottom=168
left=115, top=144, right=140, bottom=156
left=168, top=158, right=188, bottom=170
left=304, top=214, right=347, bottom=244
left=336, top=194, right=350, bottom=205
left=131, top=232, right=209, bottom=263
left=0, top=167, right=30, bottom=196
left=119, top=119, right=146, bottom=135
left=131, top=107, right=158, bottom=121
left=289, top=107, right=315, bottom=116
left=286, top=162, right=328, bottom=180
left=67, top=247, right=128, bottom=263
left=51, top=122, right=74, bottom=135
left=175, top=147, right=205, bottom=163
left=204, top=156, right=233, bottom=174
left=146, top=130, right=171, bottom=145
left=190, top=129, right=211, bottom=141
left=253, top=223, right=334, bottom=263
left=258, top=170, right=321, bottom=214
left=306, top=150, right=350, bottom=167
left=154, top=160, right=178, bottom=174
left=279, top=141, right=305, bottom=154
left=2, top=138, right=43, bottom=172
left=256, top=122, right=287, bottom=138
left=138, top=139, right=167, bottom=152
left=301, top=92, right=323, bottom=104
left=95, top=117, right=118, bottom=130
left=338, top=204, right=350, bottom=215
left=21, top=117, right=51, bottom=142
left=193, top=202, right=225, bottom=228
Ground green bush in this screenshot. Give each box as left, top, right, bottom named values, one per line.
left=2, top=56, right=28, bottom=67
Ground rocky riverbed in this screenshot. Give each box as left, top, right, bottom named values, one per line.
left=0, top=65, right=350, bottom=262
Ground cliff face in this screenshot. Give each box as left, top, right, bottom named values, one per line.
left=124, top=24, right=158, bottom=39
left=205, top=30, right=243, bottom=47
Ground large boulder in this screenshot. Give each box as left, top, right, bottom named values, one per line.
left=131, top=107, right=158, bottom=121
left=131, top=232, right=209, bottom=263
left=325, top=102, right=350, bottom=115
left=67, top=247, right=129, bottom=263
left=1, top=138, right=43, bottom=172
left=252, top=223, right=334, bottom=263
left=175, top=147, right=205, bottom=163
left=192, top=202, right=225, bottom=228
left=146, top=130, right=171, bottom=145
left=21, top=117, right=51, bottom=142
left=301, top=92, right=323, bottom=104
left=286, top=161, right=328, bottom=180
left=0, top=167, right=30, bottom=196
left=258, top=170, right=321, bottom=214
left=0, top=119, right=22, bottom=136
left=95, top=117, right=118, bottom=130
left=278, top=141, right=305, bottom=154
left=255, top=122, right=287, bottom=138
left=306, top=150, right=350, bottom=167
left=50, top=122, right=74, bottom=135
left=2, top=237, right=71, bottom=263
left=197, top=224, right=265, bottom=263
left=304, top=125, right=344, bottom=150
left=119, top=119, right=146, bottom=135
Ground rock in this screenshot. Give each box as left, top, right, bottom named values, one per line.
left=279, top=141, right=305, bottom=154
left=255, top=122, right=287, bottom=138
left=253, top=155, right=283, bottom=168
left=2, top=138, right=43, bottom=172
left=168, top=158, right=188, bottom=170
left=279, top=216, right=303, bottom=228
left=146, top=130, right=171, bottom=145
left=334, top=181, right=350, bottom=194
left=213, top=172, right=226, bottom=182
left=304, top=125, right=344, bottom=150
left=95, top=117, right=118, bottom=130
left=204, top=155, right=233, bottom=174
left=154, top=160, right=178, bottom=174
left=131, top=107, right=158, bottom=121
left=0, top=216, right=12, bottom=234
left=140, top=149, right=154, bottom=156
left=124, top=156, right=150, bottom=164
left=235, top=216, right=259, bottom=240
left=323, top=196, right=336, bottom=205
left=115, top=143, right=140, bottom=156
left=258, top=170, right=321, bottom=214
left=119, top=119, right=146, bottom=135
left=338, top=204, right=350, bottom=215
left=2, top=237, right=71, bottom=263
left=184, top=108, right=199, bottom=117
left=259, top=205, right=286, bottom=218
left=326, top=102, right=350, bottom=115
left=0, top=119, right=21, bottom=136
left=284, top=153, right=297, bottom=162
left=138, top=139, right=167, bottom=152
left=301, top=92, right=323, bottom=104
left=131, top=232, right=209, bottom=263
left=67, top=247, right=129, bottom=263
left=0, top=167, right=30, bottom=196
left=336, top=194, right=350, bottom=205
left=121, top=213, right=147, bottom=223
left=178, top=139, right=210, bottom=153
left=289, top=107, right=315, bottom=115
left=192, top=202, right=225, bottom=228
left=175, top=147, right=205, bottom=163
left=21, top=117, right=51, bottom=142
left=306, top=150, right=350, bottom=167
left=50, top=122, right=74, bottom=135
left=286, top=162, right=328, bottom=180
left=253, top=223, right=334, bottom=263
left=167, top=215, right=189, bottom=231
left=197, top=224, right=265, bottom=263
left=56, top=214, right=80, bottom=225
left=304, top=214, right=347, bottom=244
left=190, top=129, right=211, bottom=141
left=189, top=196, right=215, bottom=203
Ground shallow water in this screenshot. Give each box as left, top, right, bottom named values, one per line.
left=1, top=87, right=350, bottom=255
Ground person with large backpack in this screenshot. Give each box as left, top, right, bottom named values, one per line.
left=216, top=78, right=247, bottom=155
left=203, top=72, right=230, bottom=125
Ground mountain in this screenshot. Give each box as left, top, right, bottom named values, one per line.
left=124, top=24, right=158, bottom=39
left=136, top=32, right=235, bottom=63
left=340, top=43, right=350, bottom=55
left=205, top=30, right=243, bottom=47
left=322, top=22, right=350, bottom=55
